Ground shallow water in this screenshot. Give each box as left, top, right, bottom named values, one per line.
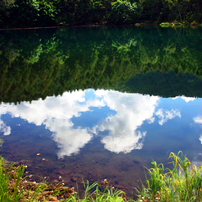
left=0, top=26, right=202, bottom=197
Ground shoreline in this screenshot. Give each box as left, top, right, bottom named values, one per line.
left=0, top=22, right=201, bottom=31
left=1, top=151, right=202, bottom=201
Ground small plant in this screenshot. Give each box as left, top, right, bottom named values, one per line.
left=169, top=20, right=182, bottom=27
left=160, top=22, right=170, bottom=27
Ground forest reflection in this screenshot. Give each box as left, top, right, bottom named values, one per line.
left=1, top=26, right=202, bottom=103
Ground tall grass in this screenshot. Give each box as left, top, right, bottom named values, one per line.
left=137, top=151, right=202, bottom=202
left=0, top=156, right=24, bottom=202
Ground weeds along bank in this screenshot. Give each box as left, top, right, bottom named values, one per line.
left=0, top=151, right=202, bottom=201
left=0, top=0, right=202, bottom=28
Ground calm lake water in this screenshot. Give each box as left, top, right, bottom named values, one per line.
left=0, top=26, right=202, bottom=197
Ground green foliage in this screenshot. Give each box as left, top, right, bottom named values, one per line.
left=66, top=180, right=125, bottom=201
left=0, top=156, right=25, bottom=202
left=10, top=0, right=39, bottom=27
left=137, top=151, right=202, bottom=201
left=109, top=1, right=140, bottom=24
left=0, top=0, right=201, bottom=28
left=160, top=22, right=170, bottom=27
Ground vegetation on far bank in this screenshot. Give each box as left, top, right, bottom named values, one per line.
left=0, top=0, right=202, bottom=28
left=159, top=21, right=202, bottom=28
left=1, top=151, right=202, bottom=201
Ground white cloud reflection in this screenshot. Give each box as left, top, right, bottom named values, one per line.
left=93, top=90, right=159, bottom=153
left=193, top=116, right=202, bottom=144
left=0, top=90, right=186, bottom=156
left=173, top=96, right=195, bottom=102
left=199, top=136, right=202, bottom=144
left=0, top=119, right=11, bottom=136
left=0, top=90, right=104, bottom=157
left=194, top=116, right=202, bottom=124
left=155, top=109, right=181, bottom=125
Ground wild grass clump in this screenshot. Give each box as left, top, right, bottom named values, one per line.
left=66, top=180, right=126, bottom=202
left=0, top=156, right=25, bottom=202
left=137, top=151, right=202, bottom=202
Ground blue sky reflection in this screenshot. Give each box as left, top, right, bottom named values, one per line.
left=0, top=90, right=201, bottom=158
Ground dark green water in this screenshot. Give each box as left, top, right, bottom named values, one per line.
left=0, top=26, right=202, bottom=198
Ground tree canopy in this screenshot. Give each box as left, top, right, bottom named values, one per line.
left=0, top=0, right=201, bottom=28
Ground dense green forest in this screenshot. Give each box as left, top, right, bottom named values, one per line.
left=0, top=0, right=202, bottom=28
left=0, top=26, right=202, bottom=103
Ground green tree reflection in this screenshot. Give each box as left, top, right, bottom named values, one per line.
left=0, top=26, right=202, bottom=103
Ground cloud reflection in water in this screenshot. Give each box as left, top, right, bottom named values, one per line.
left=0, top=90, right=188, bottom=157
left=193, top=116, right=202, bottom=144
left=0, top=90, right=104, bottom=157
left=93, top=90, right=159, bottom=153
left=155, top=109, right=181, bottom=126
left=0, top=119, right=11, bottom=136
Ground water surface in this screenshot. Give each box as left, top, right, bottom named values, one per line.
left=0, top=26, right=202, bottom=197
